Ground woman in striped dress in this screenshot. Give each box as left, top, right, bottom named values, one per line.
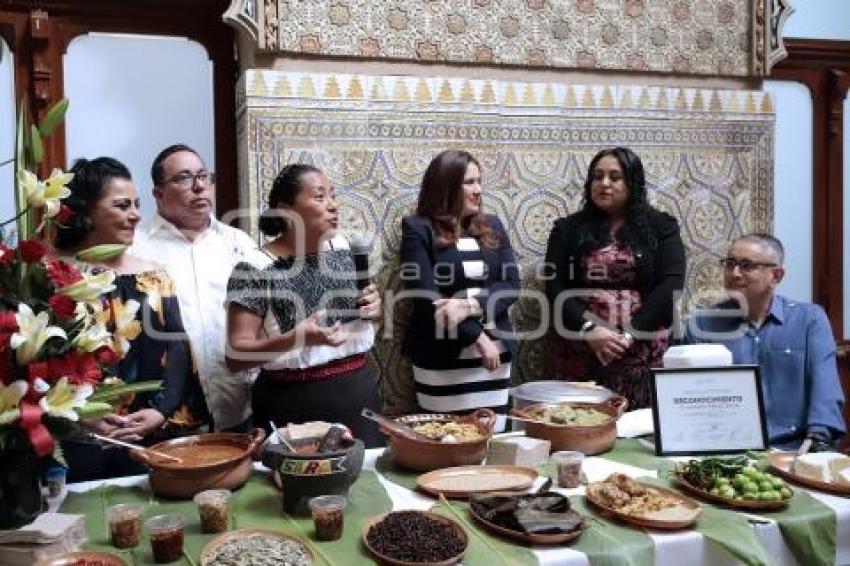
left=400, top=150, right=519, bottom=431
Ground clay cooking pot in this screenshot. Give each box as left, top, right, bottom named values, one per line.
left=131, top=428, right=265, bottom=498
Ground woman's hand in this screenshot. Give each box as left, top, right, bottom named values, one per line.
left=84, top=413, right=126, bottom=436
left=358, top=283, right=382, bottom=321
left=110, top=408, right=165, bottom=440
left=585, top=325, right=631, bottom=366
left=433, top=298, right=473, bottom=329
left=475, top=333, right=502, bottom=371
left=294, top=310, right=346, bottom=347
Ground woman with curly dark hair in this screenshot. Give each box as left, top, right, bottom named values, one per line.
left=544, top=147, right=686, bottom=408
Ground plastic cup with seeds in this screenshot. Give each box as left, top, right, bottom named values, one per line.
left=145, top=513, right=186, bottom=563
left=551, top=451, right=585, bottom=488
left=107, top=503, right=143, bottom=549
left=308, top=495, right=347, bottom=541
left=194, top=489, right=231, bottom=533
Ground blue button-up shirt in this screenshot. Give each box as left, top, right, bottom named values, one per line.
left=685, top=294, right=845, bottom=444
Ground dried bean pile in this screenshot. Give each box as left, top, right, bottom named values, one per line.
left=367, top=511, right=465, bottom=563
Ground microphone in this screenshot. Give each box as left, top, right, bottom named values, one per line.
left=349, top=234, right=371, bottom=291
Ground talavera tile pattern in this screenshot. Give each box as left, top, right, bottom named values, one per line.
left=237, top=0, right=759, bottom=76
left=237, top=70, right=775, bottom=413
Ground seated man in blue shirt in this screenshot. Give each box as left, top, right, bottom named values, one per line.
left=685, top=233, right=845, bottom=450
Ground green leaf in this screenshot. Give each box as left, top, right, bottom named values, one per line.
left=38, top=98, right=68, bottom=137
left=87, top=380, right=163, bottom=404
left=29, top=124, right=43, bottom=164
left=76, top=244, right=128, bottom=262
left=76, top=402, right=113, bottom=420
left=14, top=98, right=32, bottom=240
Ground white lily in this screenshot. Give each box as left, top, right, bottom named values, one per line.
left=19, top=168, right=73, bottom=218
left=39, top=377, right=92, bottom=421
left=73, top=320, right=112, bottom=353
left=10, top=303, right=67, bottom=364
left=109, top=298, right=141, bottom=357
left=57, top=270, right=116, bottom=304
left=0, top=380, right=28, bottom=425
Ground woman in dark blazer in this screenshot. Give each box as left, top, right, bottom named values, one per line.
left=545, top=147, right=685, bottom=408
left=401, top=150, right=519, bottom=430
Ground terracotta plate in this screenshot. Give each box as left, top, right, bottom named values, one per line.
left=468, top=505, right=585, bottom=545
left=768, top=453, right=850, bottom=497
left=674, top=474, right=791, bottom=511
left=585, top=481, right=702, bottom=530
left=416, top=465, right=537, bottom=499
left=362, top=511, right=467, bottom=566
left=34, top=551, right=127, bottom=566
left=200, top=528, right=314, bottom=565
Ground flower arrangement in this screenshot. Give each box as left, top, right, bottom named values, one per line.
left=0, top=99, right=159, bottom=462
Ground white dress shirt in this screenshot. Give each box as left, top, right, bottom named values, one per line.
left=132, top=213, right=262, bottom=430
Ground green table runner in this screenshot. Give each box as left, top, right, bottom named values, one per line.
left=61, top=470, right=392, bottom=565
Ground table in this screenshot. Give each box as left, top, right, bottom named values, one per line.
left=61, top=437, right=850, bottom=566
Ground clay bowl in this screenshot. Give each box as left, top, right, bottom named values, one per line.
left=363, top=511, right=468, bottom=566
left=261, top=436, right=365, bottom=515
left=511, top=396, right=627, bottom=455
left=131, top=428, right=265, bottom=499
left=382, top=408, right=496, bottom=472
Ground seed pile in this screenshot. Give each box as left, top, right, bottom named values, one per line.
left=201, top=534, right=312, bottom=566
left=366, top=511, right=465, bottom=563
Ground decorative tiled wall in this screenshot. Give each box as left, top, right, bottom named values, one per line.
left=225, top=0, right=795, bottom=77
left=237, top=70, right=775, bottom=413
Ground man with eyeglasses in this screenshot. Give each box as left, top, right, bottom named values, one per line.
left=132, top=144, right=260, bottom=432
left=684, top=233, right=845, bottom=451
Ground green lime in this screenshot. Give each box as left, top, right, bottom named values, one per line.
left=770, top=477, right=785, bottom=489
left=710, top=487, right=721, bottom=496
left=758, top=481, right=774, bottom=492
left=742, top=466, right=760, bottom=478
left=780, top=487, right=793, bottom=499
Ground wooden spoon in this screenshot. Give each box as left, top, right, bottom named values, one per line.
left=360, top=408, right=432, bottom=442
left=90, top=433, right=182, bottom=463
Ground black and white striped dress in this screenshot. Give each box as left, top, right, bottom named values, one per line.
left=411, top=236, right=512, bottom=431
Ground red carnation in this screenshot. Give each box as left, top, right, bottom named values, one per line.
left=55, top=204, right=74, bottom=225
left=46, top=258, right=83, bottom=288
left=18, top=239, right=46, bottom=263
left=0, top=244, right=13, bottom=266
left=48, top=295, right=76, bottom=319
left=0, top=311, right=18, bottom=353
left=48, top=353, right=78, bottom=383
left=76, top=353, right=102, bottom=386
left=94, top=345, right=120, bottom=366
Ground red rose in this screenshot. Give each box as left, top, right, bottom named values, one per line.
left=46, top=258, right=83, bottom=288
left=94, top=345, right=120, bottom=366
left=48, top=295, right=76, bottom=319
left=55, top=204, right=74, bottom=225
left=18, top=239, right=46, bottom=263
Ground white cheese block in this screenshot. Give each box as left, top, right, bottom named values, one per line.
left=828, top=455, right=850, bottom=478
left=794, top=452, right=838, bottom=482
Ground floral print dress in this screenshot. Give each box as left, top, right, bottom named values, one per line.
left=550, top=242, right=669, bottom=409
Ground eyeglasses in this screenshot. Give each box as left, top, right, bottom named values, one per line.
left=718, top=257, right=777, bottom=272
left=164, top=171, right=216, bottom=190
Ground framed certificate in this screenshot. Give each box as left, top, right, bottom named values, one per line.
left=650, top=365, right=768, bottom=456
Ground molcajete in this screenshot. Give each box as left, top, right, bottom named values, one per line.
left=261, top=437, right=364, bottom=515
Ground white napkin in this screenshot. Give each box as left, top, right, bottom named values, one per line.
left=616, top=408, right=655, bottom=438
